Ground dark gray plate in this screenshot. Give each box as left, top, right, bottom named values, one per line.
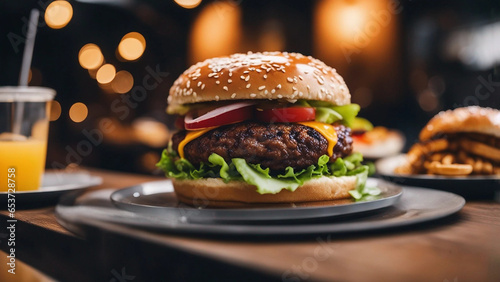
left=110, top=178, right=402, bottom=223
left=376, top=155, right=500, bottom=198
left=55, top=180, right=465, bottom=237
left=0, top=172, right=102, bottom=202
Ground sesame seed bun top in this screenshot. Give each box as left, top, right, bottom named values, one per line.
left=419, top=106, right=500, bottom=141
left=167, top=52, right=351, bottom=114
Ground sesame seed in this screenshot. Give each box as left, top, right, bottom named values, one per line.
left=240, top=75, right=245, bottom=80
left=223, top=86, right=228, bottom=91
left=263, top=74, right=268, bottom=79
left=193, top=92, right=197, bottom=97
left=250, top=93, right=257, bottom=98
left=197, top=81, right=202, bottom=87
left=264, top=90, right=269, bottom=95
left=271, top=89, right=276, bottom=94
left=243, top=70, right=249, bottom=74
left=298, top=75, right=304, bottom=81
left=229, top=72, right=233, bottom=77
left=245, top=76, right=250, bottom=82
left=256, top=69, right=262, bottom=73
left=187, top=80, right=190, bottom=88
left=215, top=95, right=220, bottom=101
left=231, top=93, right=237, bottom=98
left=277, top=94, right=283, bottom=99
left=277, top=84, right=282, bottom=89
left=228, top=79, right=232, bottom=84
left=287, top=77, right=293, bottom=83
left=292, top=86, right=297, bottom=91
left=216, top=81, right=220, bottom=85
left=258, top=86, right=265, bottom=90
left=208, top=73, right=217, bottom=78
left=246, top=83, right=251, bottom=88
left=201, top=84, right=205, bottom=90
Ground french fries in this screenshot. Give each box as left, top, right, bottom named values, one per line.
left=396, top=137, right=500, bottom=176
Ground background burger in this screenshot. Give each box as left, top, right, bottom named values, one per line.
left=395, top=106, right=500, bottom=176
left=157, top=52, right=379, bottom=207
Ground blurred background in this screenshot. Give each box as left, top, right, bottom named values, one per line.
left=1, top=0, right=499, bottom=175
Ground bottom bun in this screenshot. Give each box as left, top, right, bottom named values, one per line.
left=172, top=176, right=357, bottom=208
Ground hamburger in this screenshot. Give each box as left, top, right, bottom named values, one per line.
left=157, top=52, right=377, bottom=207
left=395, top=106, right=500, bottom=176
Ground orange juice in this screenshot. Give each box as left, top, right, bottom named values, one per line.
left=0, top=140, right=47, bottom=192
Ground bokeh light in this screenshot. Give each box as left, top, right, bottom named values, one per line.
left=96, top=64, right=116, bottom=84
left=69, top=102, right=88, bottom=123
left=132, top=118, right=171, bottom=148
left=118, top=32, right=146, bottom=61
left=45, top=0, right=73, bottom=29
left=189, top=1, right=241, bottom=64
left=79, top=44, right=104, bottom=70
left=49, top=101, right=62, bottom=121
left=175, top=0, right=202, bottom=9
left=111, top=70, right=134, bottom=94
left=418, top=90, right=440, bottom=112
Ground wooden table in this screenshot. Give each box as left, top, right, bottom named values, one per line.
left=1, top=169, right=500, bottom=281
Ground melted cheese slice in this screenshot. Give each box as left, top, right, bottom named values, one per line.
left=297, top=121, right=338, bottom=157
left=177, top=122, right=338, bottom=159
left=177, top=127, right=215, bottom=159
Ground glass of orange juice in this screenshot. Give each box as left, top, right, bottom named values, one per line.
left=0, top=86, right=55, bottom=192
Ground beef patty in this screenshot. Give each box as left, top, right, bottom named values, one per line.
left=172, top=122, right=352, bottom=172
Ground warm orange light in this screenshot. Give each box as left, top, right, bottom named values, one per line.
left=79, top=44, right=104, bottom=70
left=45, top=0, right=73, bottom=29
left=189, top=1, right=241, bottom=64
left=111, top=70, right=134, bottom=94
left=314, top=0, right=397, bottom=59
left=49, top=101, right=62, bottom=121
left=258, top=21, right=285, bottom=51
left=118, top=32, right=146, bottom=61
left=175, top=0, right=202, bottom=9
left=69, top=102, right=88, bottom=123
left=96, top=64, right=116, bottom=84
left=132, top=118, right=171, bottom=148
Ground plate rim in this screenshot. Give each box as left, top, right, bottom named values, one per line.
left=376, top=154, right=500, bottom=181
left=0, top=172, right=102, bottom=195
left=109, top=178, right=403, bottom=222
left=55, top=186, right=465, bottom=236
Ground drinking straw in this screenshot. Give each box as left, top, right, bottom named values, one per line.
left=14, top=9, right=39, bottom=135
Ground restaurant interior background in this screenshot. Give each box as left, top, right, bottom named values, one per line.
left=1, top=0, right=499, bottom=175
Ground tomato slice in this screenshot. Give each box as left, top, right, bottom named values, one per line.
left=256, top=107, right=316, bottom=123
left=184, top=102, right=255, bottom=130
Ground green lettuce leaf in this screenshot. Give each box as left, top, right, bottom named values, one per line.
left=157, top=150, right=380, bottom=199
left=307, top=101, right=360, bottom=127
left=348, top=165, right=381, bottom=202
left=233, top=158, right=300, bottom=194
left=315, top=107, right=343, bottom=124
